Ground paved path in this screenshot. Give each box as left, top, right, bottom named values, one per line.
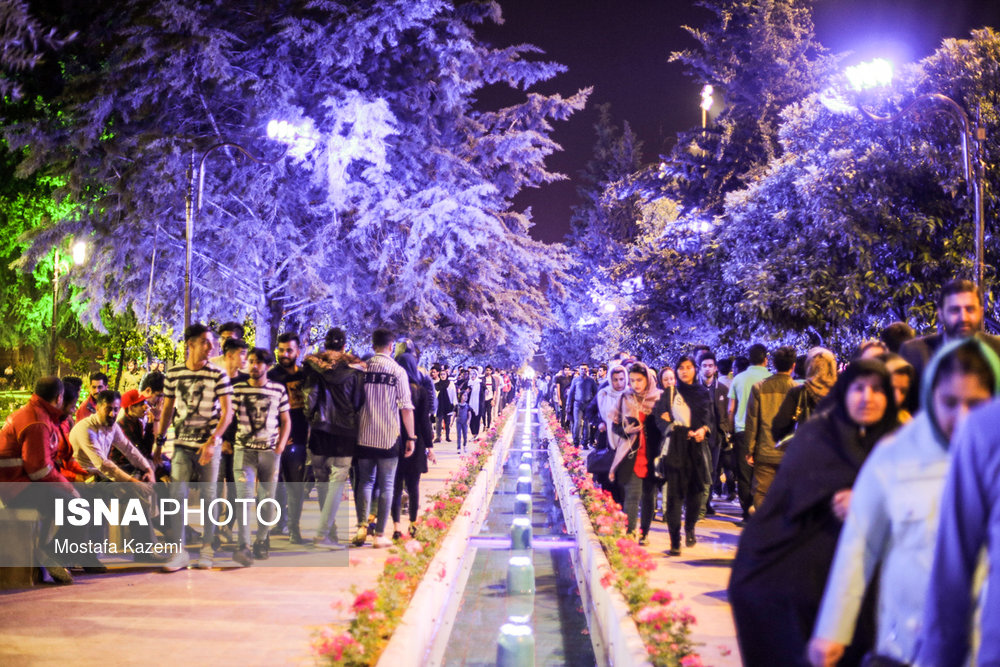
left=643, top=494, right=744, bottom=667
left=0, top=443, right=472, bottom=667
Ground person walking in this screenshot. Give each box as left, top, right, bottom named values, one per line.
left=390, top=352, right=436, bottom=539
left=353, top=329, right=415, bottom=548
left=608, top=362, right=663, bottom=545
left=728, top=360, right=899, bottom=667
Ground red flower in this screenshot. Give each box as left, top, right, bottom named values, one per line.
left=351, top=589, right=377, bottom=613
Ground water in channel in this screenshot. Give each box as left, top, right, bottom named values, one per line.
left=434, top=399, right=601, bottom=666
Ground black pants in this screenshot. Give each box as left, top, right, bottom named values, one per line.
left=275, top=443, right=307, bottom=530
left=666, top=477, right=708, bottom=546
left=390, top=464, right=421, bottom=524
left=470, top=411, right=481, bottom=437
left=217, top=449, right=236, bottom=527
left=733, top=431, right=753, bottom=519
left=482, top=399, right=493, bottom=429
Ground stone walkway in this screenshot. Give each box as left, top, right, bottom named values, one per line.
left=0, top=443, right=473, bottom=667
left=643, top=494, right=744, bottom=667
left=1, top=431, right=747, bottom=667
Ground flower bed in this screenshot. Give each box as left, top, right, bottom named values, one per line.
left=313, top=401, right=518, bottom=666
left=541, top=404, right=702, bottom=667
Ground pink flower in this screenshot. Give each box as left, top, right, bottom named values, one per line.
left=680, top=655, right=704, bottom=667
left=385, top=555, right=402, bottom=566
left=394, top=571, right=408, bottom=580
left=404, top=539, right=423, bottom=554
left=351, top=589, right=377, bottom=613
left=651, top=589, right=673, bottom=605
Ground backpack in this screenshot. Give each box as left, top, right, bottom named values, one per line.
left=304, top=360, right=365, bottom=436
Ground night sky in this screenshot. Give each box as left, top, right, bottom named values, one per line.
left=476, top=0, right=1000, bottom=243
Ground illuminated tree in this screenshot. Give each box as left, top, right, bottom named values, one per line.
left=4, top=0, right=585, bottom=361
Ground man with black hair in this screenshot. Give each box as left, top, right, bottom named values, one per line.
left=75, top=372, right=109, bottom=422
left=553, top=364, right=574, bottom=428
left=71, top=390, right=154, bottom=484
left=214, top=337, right=249, bottom=545
left=744, top=345, right=797, bottom=508
left=268, top=331, right=310, bottom=543
left=304, top=327, right=365, bottom=547
left=354, top=328, right=415, bottom=548
left=156, top=323, right=233, bottom=570
left=567, top=363, right=597, bottom=447
left=0, top=376, right=80, bottom=583
left=231, top=348, right=290, bottom=565
left=728, top=344, right=770, bottom=523
left=208, top=321, right=245, bottom=367
left=699, top=352, right=731, bottom=517
left=901, top=278, right=1000, bottom=400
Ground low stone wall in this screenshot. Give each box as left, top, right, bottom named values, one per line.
left=543, top=419, right=653, bottom=667
left=376, top=404, right=520, bottom=667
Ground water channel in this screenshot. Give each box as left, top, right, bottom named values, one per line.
left=429, top=397, right=604, bottom=666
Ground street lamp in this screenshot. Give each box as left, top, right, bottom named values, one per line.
left=845, top=59, right=987, bottom=289
left=50, top=240, right=88, bottom=374
left=700, top=84, right=714, bottom=129
left=183, top=120, right=317, bottom=330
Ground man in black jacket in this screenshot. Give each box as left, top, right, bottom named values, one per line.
left=698, top=352, right=731, bottom=517
left=303, top=327, right=365, bottom=547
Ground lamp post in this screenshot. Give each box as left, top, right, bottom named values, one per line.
left=700, top=84, right=713, bottom=129
left=182, top=120, right=317, bottom=330
left=50, top=240, right=88, bottom=375
left=846, top=59, right=987, bottom=290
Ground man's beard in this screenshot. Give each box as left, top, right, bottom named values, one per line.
left=278, top=357, right=294, bottom=369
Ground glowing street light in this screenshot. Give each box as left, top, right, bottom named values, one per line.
left=51, top=240, right=88, bottom=373
left=700, top=84, right=714, bottom=128
left=183, top=119, right=317, bottom=330
left=841, top=58, right=987, bottom=289
left=845, top=58, right=894, bottom=91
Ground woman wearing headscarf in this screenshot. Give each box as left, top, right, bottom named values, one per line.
left=772, top=347, right=837, bottom=444
left=729, top=359, right=899, bottom=667
left=809, top=339, right=1000, bottom=667
left=467, top=368, right=483, bottom=437
left=595, top=364, right=628, bottom=504
left=655, top=355, right=713, bottom=555
left=390, top=352, right=436, bottom=540
left=608, top=362, right=663, bottom=544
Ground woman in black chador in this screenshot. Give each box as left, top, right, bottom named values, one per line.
left=728, top=359, right=899, bottom=667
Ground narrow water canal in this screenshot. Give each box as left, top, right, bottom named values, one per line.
left=433, top=397, right=601, bottom=666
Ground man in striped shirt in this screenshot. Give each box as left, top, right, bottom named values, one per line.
left=231, top=348, right=290, bottom=566
left=155, top=323, right=233, bottom=571
left=354, top=328, right=415, bottom=548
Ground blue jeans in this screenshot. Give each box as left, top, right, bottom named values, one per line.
left=234, top=447, right=279, bottom=548
left=355, top=457, right=399, bottom=536
left=456, top=405, right=469, bottom=450
left=169, top=444, right=221, bottom=558
left=312, top=455, right=352, bottom=541
left=573, top=405, right=590, bottom=446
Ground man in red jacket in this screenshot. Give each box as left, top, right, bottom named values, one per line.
left=0, top=376, right=80, bottom=584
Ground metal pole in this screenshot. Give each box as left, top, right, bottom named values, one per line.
left=184, top=151, right=194, bottom=332
left=50, top=249, right=60, bottom=376
left=859, top=93, right=985, bottom=291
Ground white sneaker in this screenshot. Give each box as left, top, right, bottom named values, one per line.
left=372, top=535, right=392, bottom=548
left=193, top=555, right=213, bottom=569
left=160, top=552, right=191, bottom=573
left=313, top=536, right=346, bottom=550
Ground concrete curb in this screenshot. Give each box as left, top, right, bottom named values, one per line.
left=542, top=419, right=654, bottom=667
left=377, top=406, right=519, bottom=667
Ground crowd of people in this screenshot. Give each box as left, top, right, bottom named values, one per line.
left=532, top=278, right=996, bottom=667
left=0, top=321, right=523, bottom=581
left=3, top=278, right=999, bottom=665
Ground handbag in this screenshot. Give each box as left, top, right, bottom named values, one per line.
left=586, top=446, right=615, bottom=475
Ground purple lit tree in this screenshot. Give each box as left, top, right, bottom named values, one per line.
left=5, top=0, right=586, bottom=361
